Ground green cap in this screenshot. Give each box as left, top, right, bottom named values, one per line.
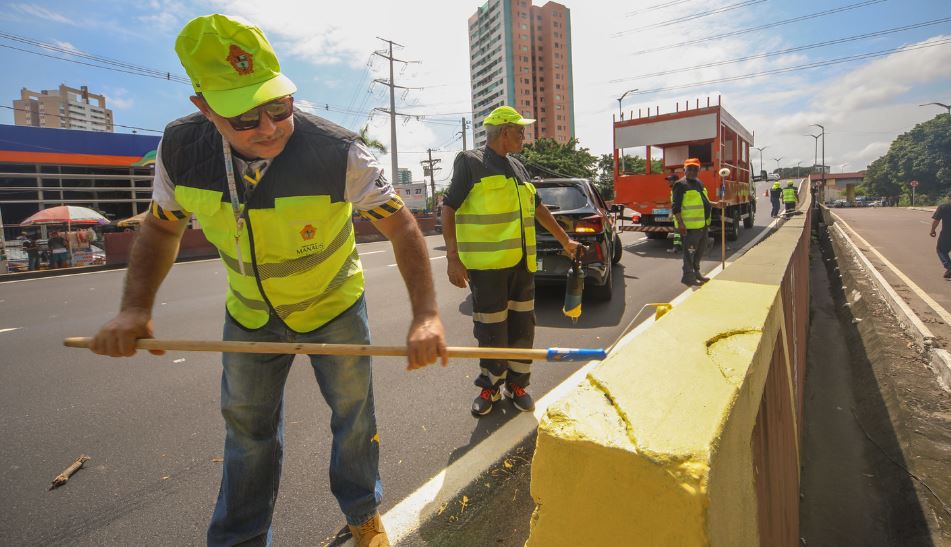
left=175, top=14, right=297, bottom=118
left=483, top=105, right=535, bottom=126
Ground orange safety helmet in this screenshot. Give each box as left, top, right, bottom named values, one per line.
left=683, top=158, right=701, bottom=168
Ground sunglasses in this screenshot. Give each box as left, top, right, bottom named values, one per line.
left=225, top=96, right=294, bottom=131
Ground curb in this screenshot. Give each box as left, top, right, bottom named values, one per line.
left=824, top=208, right=950, bottom=392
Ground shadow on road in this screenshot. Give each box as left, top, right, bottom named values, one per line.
left=534, top=263, right=627, bottom=329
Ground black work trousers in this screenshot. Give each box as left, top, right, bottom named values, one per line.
left=681, top=227, right=708, bottom=282
left=469, top=263, right=536, bottom=389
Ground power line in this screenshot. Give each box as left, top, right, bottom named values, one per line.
left=629, top=0, right=889, bottom=55
left=0, top=105, right=164, bottom=133
left=614, top=0, right=767, bottom=36
left=626, top=37, right=951, bottom=96
left=0, top=31, right=190, bottom=83
left=611, top=16, right=951, bottom=83
left=626, top=0, right=698, bottom=17
left=0, top=43, right=191, bottom=83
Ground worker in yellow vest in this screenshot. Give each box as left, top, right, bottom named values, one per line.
left=442, top=106, right=579, bottom=416
left=673, top=158, right=723, bottom=285
left=88, top=14, right=446, bottom=547
left=783, top=181, right=799, bottom=214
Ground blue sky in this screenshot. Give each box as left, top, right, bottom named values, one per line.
left=1, top=0, right=949, bottom=182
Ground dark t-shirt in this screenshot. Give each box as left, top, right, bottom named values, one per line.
left=444, top=147, right=541, bottom=210
left=671, top=177, right=711, bottom=220
left=933, top=203, right=951, bottom=248
left=48, top=236, right=67, bottom=251
left=22, top=238, right=39, bottom=257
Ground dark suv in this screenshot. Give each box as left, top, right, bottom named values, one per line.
left=533, top=178, right=622, bottom=300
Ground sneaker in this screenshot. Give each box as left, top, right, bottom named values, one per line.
left=472, top=387, right=501, bottom=416
left=502, top=383, right=535, bottom=412
left=944, top=269, right=951, bottom=279
left=348, top=513, right=390, bottom=547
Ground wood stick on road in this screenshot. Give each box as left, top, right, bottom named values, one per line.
left=49, top=455, right=90, bottom=490
left=63, top=337, right=606, bottom=363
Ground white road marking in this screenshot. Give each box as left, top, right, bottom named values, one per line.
left=0, top=328, right=20, bottom=334
left=360, top=250, right=386, bottom=255
left=429, top=255, right=446, bottom=261
left=382, top=212, right=783, bottom=542
left=833, top=212, right=951, bottom=326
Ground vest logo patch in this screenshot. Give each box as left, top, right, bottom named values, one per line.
left=300, top=224, right=316, bottom=240
left=227, top=45, right=254, bottom=75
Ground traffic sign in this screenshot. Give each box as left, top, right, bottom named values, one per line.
left=910, top=180, right=919, bottom=188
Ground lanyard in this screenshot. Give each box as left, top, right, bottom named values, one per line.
left=222, top=136, right=250, bottom=275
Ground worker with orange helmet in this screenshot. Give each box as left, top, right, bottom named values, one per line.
left=672, top=158, right=712, bottom=285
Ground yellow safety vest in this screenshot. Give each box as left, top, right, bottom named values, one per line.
left=678, top=182, right=709, bottom=230
left=164, top=112, right=365, bottom=333
left=456, top=174, right=537, bottom=271
left=783, top=187, right=797, bottom=203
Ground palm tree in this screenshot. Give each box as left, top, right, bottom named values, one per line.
left=359, top=125, right=387, bottom=154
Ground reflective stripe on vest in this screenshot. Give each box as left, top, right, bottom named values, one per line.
left=680, top=187, right=707, bottom=230
left=456, top=174, right=537, bottom=271
left=174, top=186, right=364, bottom=332
left=783, top=187, right=797, bottom=203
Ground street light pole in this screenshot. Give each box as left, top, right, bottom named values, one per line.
left=811, top=123, right=825, bottom=203
left=796, top=161, right=803, bottom=178
left=772, top=156, right=783, bottom=174
left=754, top=145, right=767, bottom=178
left=616, top=89, right=638, bottom=175
left=805, top=134, right=820, bottom=173
left=919, top=102, right=951, bottom=115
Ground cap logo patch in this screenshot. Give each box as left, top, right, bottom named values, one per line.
left=227, top=45, right=254, bottom=75
left=300, top=224, right=316, bottom=241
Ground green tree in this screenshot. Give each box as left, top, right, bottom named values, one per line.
left=359, top=125, right=387, bottom=154
left=594, top=153, right=664, bottom=200
left=863, top=113, right=951, bottom=204
left=516, top=138, right=598, bottom=179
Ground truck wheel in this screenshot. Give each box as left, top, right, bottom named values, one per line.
left=726, top=208, right=740, bottom=241
left=743, top=204, right=755, bottom=228
left=588, top=265, right=613, bottom=301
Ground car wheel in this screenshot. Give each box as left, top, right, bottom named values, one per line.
left=588, top=265, right=613, bottom=301
left=612, top=233, right=623, bottom=264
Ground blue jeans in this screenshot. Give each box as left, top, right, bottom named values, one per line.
left=938, top=244, right=951, bottom=270
left=207, top=294, right=381, bottom=547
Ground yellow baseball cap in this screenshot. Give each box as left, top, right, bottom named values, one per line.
left=483, top=106, right=535, bottom=126
left=175, top=14, right=297, bottom=118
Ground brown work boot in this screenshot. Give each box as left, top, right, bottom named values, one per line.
left=348, top=513, right=390, bottom=547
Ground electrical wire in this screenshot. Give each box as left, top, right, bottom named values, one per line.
left=611, top=16, right=951, bottom=83
left=626, top=0, right=698, bottom=17
left=629, top=0, right=889, bottom=55
left=626, top=37, right=951, bottom=96
left=614, top=0, right=767, bottom=36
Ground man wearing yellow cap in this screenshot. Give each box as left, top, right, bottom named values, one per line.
left=673, top=158, right=714, bottom=285
left=441, top=106, right=578, bottom=416
left=88, top=14, right=447, bottom=547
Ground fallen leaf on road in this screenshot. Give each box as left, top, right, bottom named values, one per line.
left=503, top=459, right=513, bottom=469
left=211, top=457, right=224, bottom=463
left=459, top=495, right=469, bottom=513
left=162, top=476, right=170, bottom=480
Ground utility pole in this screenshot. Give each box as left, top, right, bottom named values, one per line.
left=772, top=156, right=783, bottom=174
left=421, top=149, right=442, bottom=213
left=460, top=117, right=469, bottom=151
left=373, top=37, right=418, bottom=186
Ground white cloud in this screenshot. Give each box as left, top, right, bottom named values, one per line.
left=12, top=4, right=76, bottom=26
left=105, top=88, right=135, bottom=109
left=51, top=40, right=82, bottom=54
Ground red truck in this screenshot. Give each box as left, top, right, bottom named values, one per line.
left=612, top=97, right=755, bottom=241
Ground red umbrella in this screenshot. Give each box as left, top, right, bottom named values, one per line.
left=20, top=206, right=109, bottom=226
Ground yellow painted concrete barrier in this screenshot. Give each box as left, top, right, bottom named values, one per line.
left=528, top=201, right=811, bottom=546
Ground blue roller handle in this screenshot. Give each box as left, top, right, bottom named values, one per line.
left=546, top=347, right=607, bottom=362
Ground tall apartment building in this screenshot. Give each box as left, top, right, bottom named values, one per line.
left=468, top=0, right=574, bottom=148
left=13, top=84, right=114, bottom=132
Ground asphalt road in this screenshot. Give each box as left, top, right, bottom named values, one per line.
left=0, top=188, right=773, bottom=545
left=831, top=207, right=950, bottom=315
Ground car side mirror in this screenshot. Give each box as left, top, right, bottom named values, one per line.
left=611, top=204, right=625, bottom=213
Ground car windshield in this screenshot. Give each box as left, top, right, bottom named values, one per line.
left=537, top=185, right=589, bottom=211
